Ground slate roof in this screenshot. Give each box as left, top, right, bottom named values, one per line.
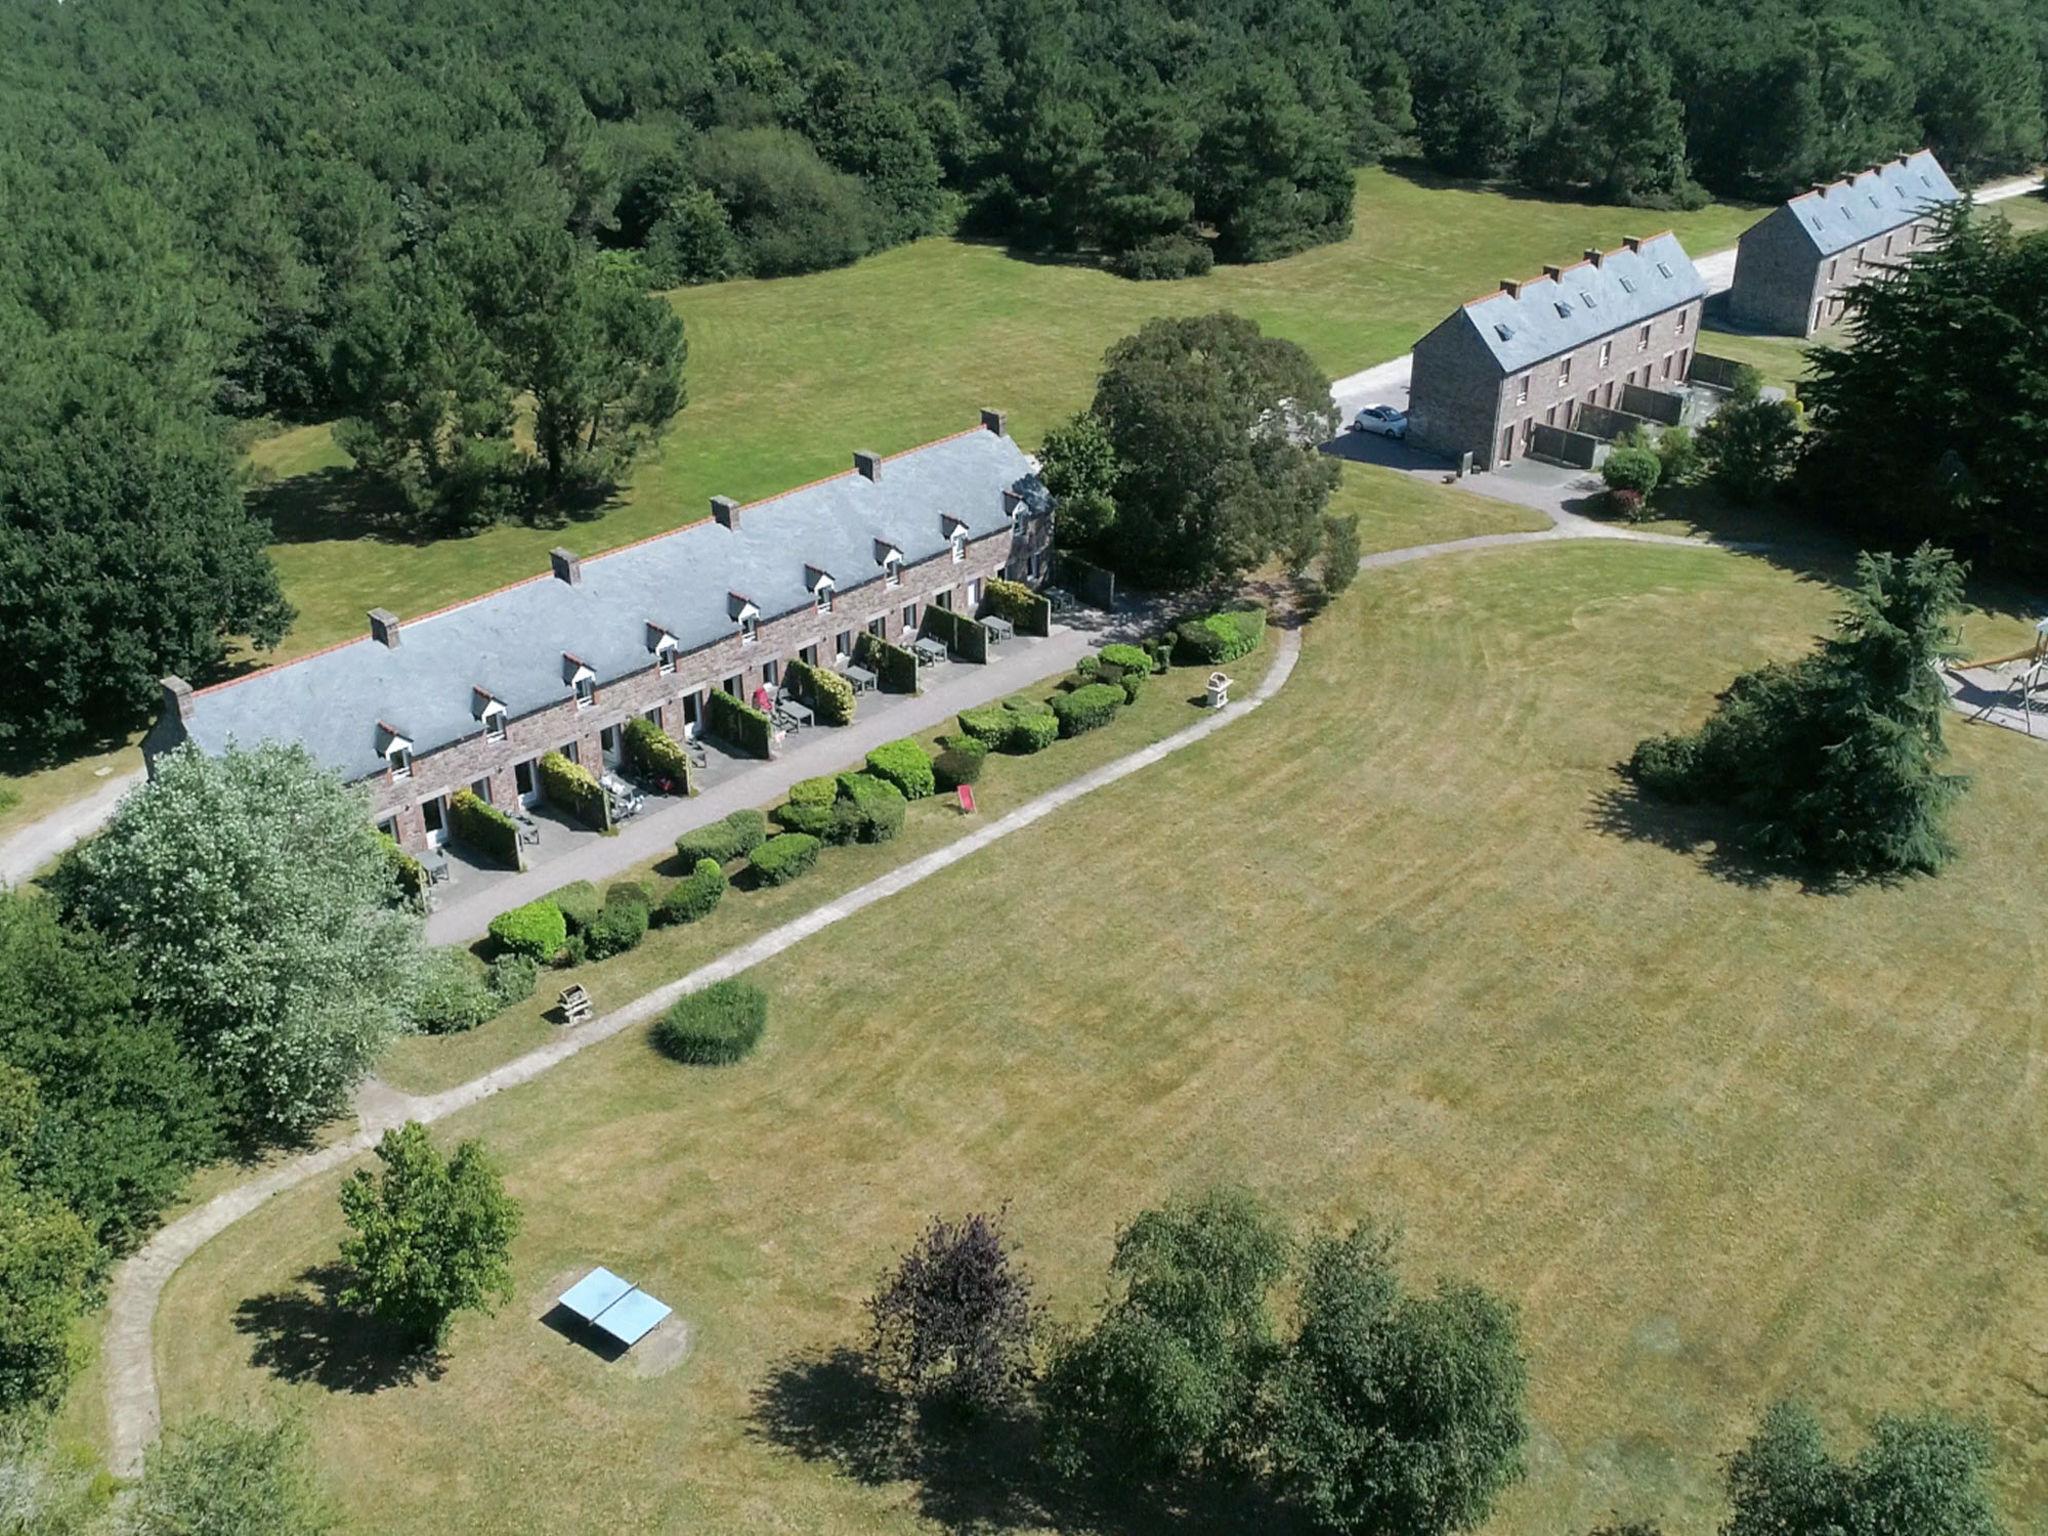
left=1781, top=150, right=1961, bottom=258
left=1457, top=232, right=1706, bottom=375
left=181, top=424, right=1044, bottom=782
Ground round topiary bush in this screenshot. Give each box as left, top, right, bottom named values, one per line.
left=585, top=888, right=650, bottom=959
left=654, top=979, right=768, bottom=1065
left=488, top=899, right=567, bottom=964
left=750, top=832, right=822, bottom=886
left=866, top=738, right=937, bottom=800
left=657, top=858, right=727, bottom=926
left=934, top=741, right=987, bottom=790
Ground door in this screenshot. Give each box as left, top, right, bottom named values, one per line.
left=420, top=794, right=448, bottom=849
left=515, top=759, right=540, bottom=808
left=600, top=724, right=622, bottom=767
left=966, top=578, right=983, bottom=612
left=1498, top=425, right=1513, bottom=464
left=933, top=587, right=953, bottom=612
left=681, top=692, right=701, bottom=740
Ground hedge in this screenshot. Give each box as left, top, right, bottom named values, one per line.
left=982, top=576, right=1051, bottom=637
left=788, top=775, right=838, bottom=807
left=485, top=953, right=539, bottom=1008
left=540, top=750, right=610, bottom=831
left=585, top=883, right=650, bottom=960
left=934, top=738, right=987, bottom=789
left=788, top=657, right=856, bottom=725
left=919, top=605, right=989, bottom=664
left=413, top=950, right=497, bottom=1035
left=1052, top=682, right=1124, bottom=737
left=657, top=858, right=727, bottom=926
left=835, top=772, right=906, bottom=842
left=866, top=738, right=936, bottom=800
left=653, top=979, right=768, bottom=1065
left=707, top=688, right=774, bottom=757
left=772, top=797, right=839, bottom=840
left=675, top=808, right=768, bottom=866
left=959, top=698, right=1055, bottom=754
left=750, top=832, right=822, bottom=886
left=1008, top=707, right=1058, bottom=753
left=446, top=787, right=523, bottom=869
left=380, top=834, right=427, bottom=906
left=623, top=716, right=692, bottom=793
left=488, top=899, right=567, bottom=963
left=545, top=880, right=602, bottom=933
left=1100, top=643, right=1156, bottom=676
left=854, top=629, right=919, bottom=692
left=1172, top=605, right=1265, bottom=666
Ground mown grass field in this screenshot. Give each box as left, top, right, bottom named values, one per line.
left=148, top=540, right=2048, bottom=1536
left=253, top=169, right=1757, bottom=660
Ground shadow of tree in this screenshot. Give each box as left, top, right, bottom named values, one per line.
left=1585, top=775, right=1865, bottom=896
left=232, top=1262, right=444, bottom=1394
left=749, top=1347, right=1309, bottom=1536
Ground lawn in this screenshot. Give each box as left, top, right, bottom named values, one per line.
left=1327, top=460, right=1551, bottom=555
left=148, top=540, right=2048, bottom=1535
left=254, top=168, right=1758, bottom=660
left=1692, top=315, right=1841, bottom=395
left=0, top=739, right=142, bottom=848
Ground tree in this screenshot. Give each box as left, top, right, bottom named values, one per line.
left=1038, top=411, right=1121, bottom=551
left=0, top=374, right=292, bottom=758
left=128, top=1412, right=334, bottom=1536
left=1723, top=1400, right=2003, bottom=1536
left=1700, top=398, right=1803, bottom=504
left=0, top=1168, right=94, bottom=1415
left=1196, top=72, right=1353, bottom=264
left=1042, top=1187, right=1290, bottom=1478
left=693, top=127, right=877, bottom=277
left=1078, top=313, right=1339, bottom=588
left=1629, top=544, right=1969, bottom=875
left=66, top=743, right=426, bottom=1136
left=0, top=892, right=220, bottom=1250
left=1602, top=443, right=1663, bottom=497
left=1583, top=45, right=1691, bottom=203
left=1320, top=513, right=1361, bottom=597
left=338, top=1121, right=519, bottom=1349
left=1263, top=1225, right=1529, bottom=1536
left=869, top=1209, right=1037, bottom=1414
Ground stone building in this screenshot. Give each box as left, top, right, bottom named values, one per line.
left=1726, top=150, right=1961, bottom=337
left=1407, top=232, right=1707, bottom=470
left=145, top=411, right=1053, bottom=852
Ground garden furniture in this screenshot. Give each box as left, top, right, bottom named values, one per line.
left=984, top=615, right=1014, bottom=644
left=914, top=636, right=948, bottom=666
left=838, top=662, right=877, bottom=692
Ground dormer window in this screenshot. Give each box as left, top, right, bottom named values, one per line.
left=656, top=635, right=677, bottom=675
left=951, top=532, right=966, bottom=563
left=483, top=702, right=507, bottom=742
left=816, top=583, right=833, bottom=614
left=575, top=677, right=596, bottom=708
left=387, top=743, right=412, bottom=779
left=564, top=655, right=597, bottom=708
left=741, top=614, right=758, bottom=645
left=885, top=555, right=901, bottom=588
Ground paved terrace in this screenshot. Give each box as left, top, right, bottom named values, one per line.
left=425, top=611, right=1130, bottom=944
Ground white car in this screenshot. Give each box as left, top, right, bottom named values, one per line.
left=1351, top=405, right=1408, bottom=439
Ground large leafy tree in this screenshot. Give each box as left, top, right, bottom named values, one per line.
left=0, top=1163, right=96, bottom=1415
left=65, top=743, right=426, bottom=1136
left=869, top=1209, right=1037, bottom=1414
left=1723, top=1400, right=2004, bottom=1536
left=1628, top=544, right=1969, bottom=876
left=0, top=369, right=291, bottom=759
left=1263, top=1225, right=1529, bottom=1536
left=1056, top=312, right=1339, bottom=589
left=338, top=1121, right=520, bottom=1350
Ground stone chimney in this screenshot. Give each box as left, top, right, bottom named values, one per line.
left=712, top=495, right=741, bottom=529
left=1583, top=248, right=1604, bottom=267
left=368, top=608, right=402, bottom=648
left=1542, top=264, right=1563, bottom=281
left=854, top=450, right=882, bottom=482
left=1810, top=183, right=1829, bottom=198
left=980, top=407, right=1007, bottom=435
left=549, top=547, right=582, bottom=586
left=1002, top=489, right=1024, bottom=517
left=1621, top=235, right=1643, bottom=253
left=161, top=675, right=194, bottom=723
left=1499, top=278, right=1523, bottom=298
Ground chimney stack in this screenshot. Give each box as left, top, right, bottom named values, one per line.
left=712, top=495, right=741, bottom=530
left=368, top=608, right=402, bottom=648
left=1810, top=183, right=1828, bottom=198
left=1499, top=278, right=1523, bottom=298
left=1542, top=264, right=1563, bottom=281
left=161, top=675, right=194, bottom=723
left=549, top=547, right=582, bottom=586
left=853, top=449, right=882, bottom=482
left=1583, top=248, right=1605, bottom=268
left=980, top=407, right=1007, bottom=436
left=1002, top=489, right=1024, bottom=517
left=1621, top=235, right=1643, bottom=253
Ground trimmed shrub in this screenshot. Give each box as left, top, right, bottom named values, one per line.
left=413, top=949, right=496, bottom=1035
left=485, top=953, right=539, bottom=1008
left=982, top=576, right=1050, bottom=637
left=854, top=629, right=919, bottom=692
left=934, top=738, right=988, bottom=789
left=623, top=716, right=692, bottom=793
left=585, top=885, right=651, bottom=960
left=1075, top=654, right=1100, bottom=680
left=788, top=775, right=838, bottom=807
left=546, top=880, right=603, bottom=933
left=772, top=797, right=841, bottom=839
left=540, top=751, right=610, bottom=830
left=488, top=899, right=567, bottom=964
left=867, top=738, right=937, bottom=800
left=707, top=688, right=774, bottom=757
left=653, top=979, right=768, bottom=1065
left=675, top=809, right=768, bottom=866
left=1173, top=606, right=1265, bottom=665
left=1096, top=647, right=1149, bottom=704
left=657, top=858, right=727, bottom=926
left=608, top=880, right=653, bottom=911
left=919, top=605, right=989, bottom=663
left=1602, top=443, right=1662, bottom=497
left=1008, top=708, right=1058, bottom=753
left=1105, top=232, right=1215, bottom=280
left=836, top=772, right=907, bottom=842
left=448, top=788, right=522, bottom=869
left=789, top=657, right=857, bottom=725
left=1100, top=643, right=1155, bottom=677
left=957, top=705, right=1009, bottom=747
left=1052, top=682, right=1124, bottom=737
left=750, top=832, right=821, bottom=886
left=558, top=931, right=587, bottom=968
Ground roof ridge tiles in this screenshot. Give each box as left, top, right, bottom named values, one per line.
left=1463, top=230, right=1686, bottom=309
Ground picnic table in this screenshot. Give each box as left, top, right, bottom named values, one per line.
left=913, top=636, right=949, bottom=666
left=422, top=846, right=451, bottom=884
left=777, top=698, right=814, bottom=731
left=983, top=615, right=1015, bottom=645
left=837, top=662, right=877, bottom=693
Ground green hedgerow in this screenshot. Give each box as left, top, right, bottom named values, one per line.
left=485, top=953, right=539, bottom=1008
left=653, top=979, right=768, bottom=1065
left=487, top=899, right=567, bottom=964
left=866, top=738, right=937, bottom=800
left=585, top=886, right=650, bottom=960
left=676, top=808, right=768, bottom=866
left=545, top=880, right=602, bottom=934
left=1052, top=682, right=1124, bottom=737
left=656, top=858, right=727, bottom=926
left=836, top=772, right=907, bottom=842
left=750, top=832, right=822, bottom=886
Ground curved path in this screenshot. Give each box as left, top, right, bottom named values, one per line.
left=102, top=497, right=1733, bottom=1478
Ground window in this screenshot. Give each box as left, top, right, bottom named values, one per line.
left=1637, top=323, right=1651, bottom=351
left=740, top=614, right=757, bottom=645
left=815, top=584, right=832, bottom=614
left=562, top=740, right=580, bottom=765
left=1579, top=290, right=1595, bottom=309
left=722, top=675, right=742, bottom=699
left=387, top=744, right=412, bottom=780
left=656, top=639, right=676, bottom=676
left=836, top=629, right=852, bottom=658
left=1676, top=308, right=1688, bottom=334
left=951, top=531, right=966, bottom=563
left=1618, top=276, right=1636, bottom=293
left=967, top=578, right=983, bottom=610
left=1599, top=339, right=1612, bottom=367
left=515, top=759, right=536, bottom=797
left=763, top=658, right=780, bottom=685
left=1544, top=405, right=1556, bottom=427
left=574, top=676, right=595, bottom=709
left=1516, top=374, right=1530, bottom=404
left=933, top=587, right=953, bottom=612
left=868, top=615, right=887, bottom=638
left=1828, top=258, right=1839, bottom=281
left=1662, top=353, right=1674, bottom=379
left=1498, top=425, right=1513, bottom=462
left=644, top=706, right=663, bottom=729
left=884, top=556, right=901, bottom=588
left=600, top=724, right=619, bottom=757
left=1557, top=356, right=1572, bottom=386
left=799, top=643, right=818, bottom=668
left=421, top=797, right=445, bottom=837
left=902, top=602, right=917, bottom=631
left=470, top=777, right=492, bottom=804
left=1553, top=300, right=1572, bottom=318
left=483, top=703, right=507, bottom=742
left=1656, top=261, right=1673, bottom=279
left=1884, top=234, right=1894, bottom=257
left=375, top=816, right=397, bottom=840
